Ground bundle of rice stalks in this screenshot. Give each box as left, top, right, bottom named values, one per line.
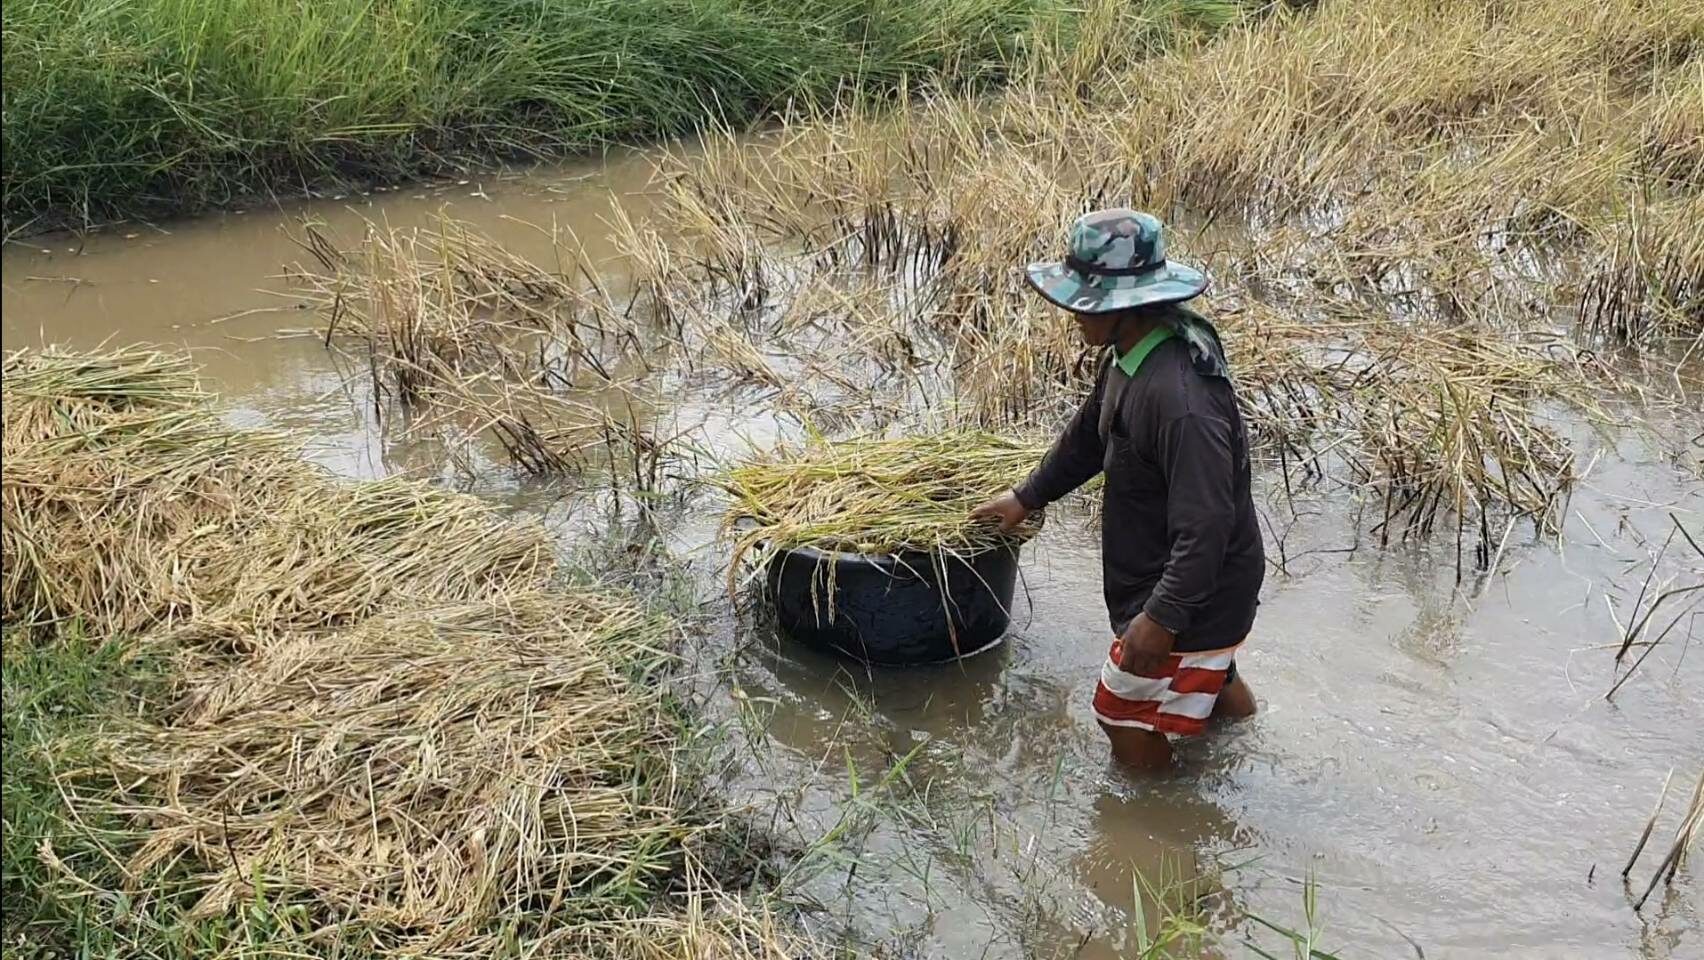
left=1578, top=194, right=1704, bottom=344
left=291, top=217, right=589, bottom=404
left=720, top=431, right=1047, bottom=589
left=1639, top=64, right=1704, bottom=190
left=1218, top=305, right=1622, bottom=551
left=1, top=346, right=806, bottom=958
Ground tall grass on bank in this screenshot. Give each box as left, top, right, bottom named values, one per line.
left=0, top=0, right=1250, bottom=230
left=0, top=347, right=807, bottom=959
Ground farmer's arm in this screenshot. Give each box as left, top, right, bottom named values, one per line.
left=1142, top=411, right=1237, bottom=635
left=1012, top=362, right=1107, bottom=510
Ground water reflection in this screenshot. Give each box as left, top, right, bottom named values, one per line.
left=740, top=629, right=1013, bottom=757
left=732, top=624, right=1256, bottom=959
left=1064, top=781, right=1245, bottom=959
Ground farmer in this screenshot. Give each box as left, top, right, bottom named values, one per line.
left=972, top=209, right=1263, bottom=770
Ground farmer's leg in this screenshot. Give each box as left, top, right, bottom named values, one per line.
left=1211, top=661, right=1257, bottom=720
left=1098, top=722, right=1173, bottom=770
left=1091, top=637, right=1192, bottom=771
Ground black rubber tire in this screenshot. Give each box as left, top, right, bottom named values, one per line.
left=765, top=543, right=1020, bottom=664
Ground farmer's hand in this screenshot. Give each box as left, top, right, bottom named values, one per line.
left=969, top=489, right=1030, bottom=533
left=1115, top=613, right=1175, bottom=675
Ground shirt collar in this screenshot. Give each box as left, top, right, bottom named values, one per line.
left=1115, top=325, right=1175, bottom=377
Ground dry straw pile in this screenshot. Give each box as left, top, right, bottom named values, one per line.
left=1, top=347, right=804, bottom=958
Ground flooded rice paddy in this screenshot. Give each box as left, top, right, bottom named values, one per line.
left=3, top=153, right=1700, bottom=959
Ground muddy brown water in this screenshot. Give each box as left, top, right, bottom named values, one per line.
left=4, top=151, right=1701, bottom=959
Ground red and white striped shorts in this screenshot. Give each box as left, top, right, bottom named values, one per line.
left=1091, top=639, right=1241, bottom=737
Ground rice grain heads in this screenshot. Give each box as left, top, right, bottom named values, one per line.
left=1, top=346, right=802, bottom=958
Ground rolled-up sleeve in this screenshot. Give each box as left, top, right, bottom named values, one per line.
left=1142, top=412, right=1237, bottom=634
left=1013, top=361, right=1107, bottom=510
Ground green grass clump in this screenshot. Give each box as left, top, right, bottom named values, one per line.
left=0, top=0, right=1248, bottom=230
left=0, top=631, right=172, bottom=959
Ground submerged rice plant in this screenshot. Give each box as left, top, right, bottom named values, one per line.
left=625, top=0, right=1677, bottom=560
left=288, top=216, right=661, bottom=479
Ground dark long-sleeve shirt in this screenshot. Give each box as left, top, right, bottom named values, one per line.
left=1013, top=333, right=1263, bottom=652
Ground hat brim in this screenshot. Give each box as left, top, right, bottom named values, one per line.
left=1023, top=260, right=1208, bottom=314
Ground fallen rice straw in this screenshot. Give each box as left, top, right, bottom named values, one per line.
left=1634, top=767, right=1704, bottom=911
left=1, top=346, right=807, bottom=958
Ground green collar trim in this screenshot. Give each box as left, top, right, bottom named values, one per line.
left=1115, top=325, right=1174, bottom=377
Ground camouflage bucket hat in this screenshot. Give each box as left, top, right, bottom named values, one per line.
left=1024, top=209, right=1207, bottom=314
